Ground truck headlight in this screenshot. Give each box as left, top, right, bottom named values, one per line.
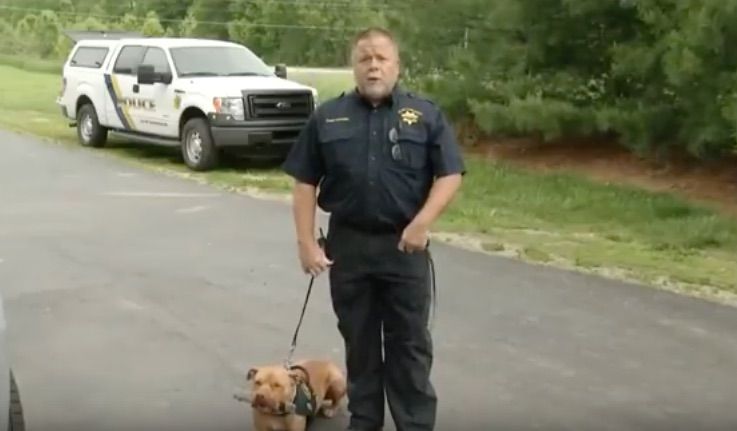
left=213, top=97, right=245, bottom=121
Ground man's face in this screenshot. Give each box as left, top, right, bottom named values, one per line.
left=351, top=34, right=400, bottom=104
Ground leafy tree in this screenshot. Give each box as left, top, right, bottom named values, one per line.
left=140, top=10, right=164, bottom=36
left=5, top=0, right=737, bottom=159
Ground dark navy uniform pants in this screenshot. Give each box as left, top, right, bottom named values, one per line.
left=326, top=219, right=436, bottom=431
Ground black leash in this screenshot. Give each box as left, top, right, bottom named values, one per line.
left=284, top=228, right=326, bottom=369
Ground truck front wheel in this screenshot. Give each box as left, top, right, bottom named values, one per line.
left=181, top=118, right=219, bottom=171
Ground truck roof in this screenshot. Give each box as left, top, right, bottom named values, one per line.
left=75, top=37, right=245, bottom=49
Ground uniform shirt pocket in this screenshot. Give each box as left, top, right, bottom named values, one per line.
left=393, top=127, right=429, bottom=170
left=319, top=124, right=359, bottom=171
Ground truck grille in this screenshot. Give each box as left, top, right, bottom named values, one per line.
left=245, top=90, right=313, bottom=120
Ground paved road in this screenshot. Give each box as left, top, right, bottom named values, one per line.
left=1, top=130, right=737, bottom=431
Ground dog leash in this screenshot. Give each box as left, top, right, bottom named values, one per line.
left=284, top=228, right=326, bottom=369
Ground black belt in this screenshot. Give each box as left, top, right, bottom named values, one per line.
left=328, top=217, right=404, bottom=235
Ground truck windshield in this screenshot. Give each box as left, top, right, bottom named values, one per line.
left=170, top=46, right=273, bottom=77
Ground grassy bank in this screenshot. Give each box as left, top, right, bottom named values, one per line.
left=1, top=61, right=736, bottom=301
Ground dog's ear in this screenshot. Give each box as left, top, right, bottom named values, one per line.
left=247, top=368, right=258, bottom=381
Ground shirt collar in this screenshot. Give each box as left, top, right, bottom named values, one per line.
left=352, top=84, right=403, bottom=108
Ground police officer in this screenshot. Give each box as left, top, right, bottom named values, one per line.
left=281, top=27, right=465, bottom=431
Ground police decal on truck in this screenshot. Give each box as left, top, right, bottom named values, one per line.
left=103, top=73, right=134, bottom=130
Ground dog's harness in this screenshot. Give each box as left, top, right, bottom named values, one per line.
left=288, top=365, right=319, bottom=417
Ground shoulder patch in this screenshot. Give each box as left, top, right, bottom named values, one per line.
left=405, top=90, right=437, bottom=106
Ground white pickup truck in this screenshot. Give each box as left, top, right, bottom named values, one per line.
left=57, top=33, right=318, bottom=171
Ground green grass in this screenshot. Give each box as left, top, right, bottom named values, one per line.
left=0, top=54, right=63, bottom=75
left=438, top=159, right=737, bottom=290
left=1, top=60, right=736, bottom=299
left=0, top=53, right=353, bottom=103
left=286, top=68, right=353, bottom=102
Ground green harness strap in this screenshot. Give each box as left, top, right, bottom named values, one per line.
left=293, top=381, right=318, bottom=417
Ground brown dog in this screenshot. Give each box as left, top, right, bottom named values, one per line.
left=241, top=359, right=347, bottom=431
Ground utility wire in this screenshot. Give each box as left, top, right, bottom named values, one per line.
left=0, top=4, right=522, bottom=35
left=0, top=5, right=368, bottom=31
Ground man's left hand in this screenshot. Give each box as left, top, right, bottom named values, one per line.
left=398, top=221, right=429, bottom=253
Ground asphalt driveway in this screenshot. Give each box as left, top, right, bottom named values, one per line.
left=1, top=130, right=736, bottom=431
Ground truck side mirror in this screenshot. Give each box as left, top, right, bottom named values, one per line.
left=137, top=64, right=156, bottom=85
left=275, top=63, right=287, bottom=79
left=137, top=64, right=172, bottom=85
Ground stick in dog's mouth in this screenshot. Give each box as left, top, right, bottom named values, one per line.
left=233, top=392, right=252, bottom=404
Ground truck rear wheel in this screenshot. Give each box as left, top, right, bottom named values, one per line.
left=181, top=118, right=219, bottom=171
left=76, top=103, right=107, bottom=148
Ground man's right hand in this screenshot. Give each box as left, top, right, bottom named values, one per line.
left=298, top=239, right=333, bottom=277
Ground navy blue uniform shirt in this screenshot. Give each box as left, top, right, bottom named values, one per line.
left=281, top=85, right=465, bottom=232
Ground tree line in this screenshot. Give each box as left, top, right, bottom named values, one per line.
left=2, top=0, right=737, bottom=160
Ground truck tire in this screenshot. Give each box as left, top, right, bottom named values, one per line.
left=181, top=117, right=219, bottom=171
left=76, top=103, right=108, bottom=148
left=7, top=371, right=24, bottom=431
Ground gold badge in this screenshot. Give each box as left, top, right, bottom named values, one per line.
left=399, top=108, right=422, bottom=125
left=173, top=95, right=181, bottom=109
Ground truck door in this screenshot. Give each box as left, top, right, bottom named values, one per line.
left=106, top=44, right=145, bottom=132
left=134, top=46, right=178, bottom=138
